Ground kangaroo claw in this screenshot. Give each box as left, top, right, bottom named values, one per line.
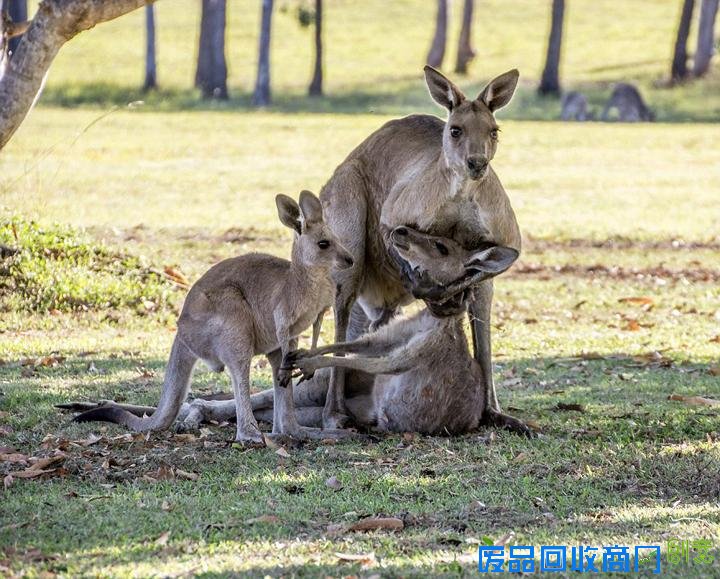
left=482, top=409, right=537, bottom=438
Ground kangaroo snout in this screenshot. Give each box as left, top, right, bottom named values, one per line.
left=466, top=156, right=488, bottom=179
left=335, top=249, right=354, bottom=269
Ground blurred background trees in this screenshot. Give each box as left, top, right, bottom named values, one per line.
left=538, top=0, right=565, bottom=96
left=195, top=0, right=228, bottom=100
left=143, top=3, right=157, bottom=91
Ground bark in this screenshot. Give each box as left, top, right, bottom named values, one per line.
left=252, top=0, right=273, bottom=106
left=455, top=0, right=475, bottom=74
left=0, top=0, right=149, bottom=151
left=195, top=0, right=227, bottom=99
left=308, top=0, right=322, bottom=96
left=538, top=0, right=564, bottom=96
left=8, top=0, right=26, bottom=55
left=426, top=0, right=447, bottom=69
left=693, top=0, right=719, bottom=76
left=671, top=0, right=695, bottom=81
left=143, top=2, right=156, bottom=91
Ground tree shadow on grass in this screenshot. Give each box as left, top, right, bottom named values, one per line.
left=0, top=353, right=718, bottom=574
left=37, top=80, right=720, bottom=123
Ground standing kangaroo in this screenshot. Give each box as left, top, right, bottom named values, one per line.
left=75, top=191, right=354, bottom=444
left=67, top=227, right=520, bottom=436
left=319, top=66, right=528, bottom=433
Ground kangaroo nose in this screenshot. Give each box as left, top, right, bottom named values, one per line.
left=344, top=255, right=354, bottom=266
left=394, top=227, right=409, bottom=236
left=467, top=157, right=488, bottom=173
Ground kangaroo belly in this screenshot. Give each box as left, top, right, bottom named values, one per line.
left=375, top=370, right=482, bottom=435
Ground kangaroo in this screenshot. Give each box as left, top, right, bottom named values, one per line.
left=561, top=91, right=593, bottom=121
left=318, top=66, right=528, bottom=434
left=601, top=83, right=654, bottom=122
left=75, top=190, right=355, bottom=444
left=67, top=227, right=521, bottom=436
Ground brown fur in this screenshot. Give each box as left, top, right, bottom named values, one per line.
left=318, top=67, right=526, bottom=432
left=74, top=191, right=355, bottom=444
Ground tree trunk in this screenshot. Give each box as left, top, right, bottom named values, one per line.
left=195, top=0, right=227, bottom=100
left=455, top=0, right=475, bottom=74
left=693, top=0, right=719, bottom=76
left=308, top=0, right=322, bottom=96
left=143, top=3, right=156, bottom=91
left=671, top=0, right=695, bottom=81
left=8, top=0, right=27, bottom=56
left=0, top=0, right=149, bottom=151
left=426, top=0, right=447, bottom=69
left=538, top=0, right=564, bottom=96
left=252, top=0, right=273, bottom=106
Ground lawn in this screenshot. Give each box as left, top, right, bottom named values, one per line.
left=1, top=0, right=720, bottom=576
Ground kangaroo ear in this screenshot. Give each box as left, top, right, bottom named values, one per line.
left=424, top=65, right=466, bottom=111
left=464, top=245, right=519, bottom=278
left=478, top=69, right=519, bottom=112
left=298, top=190, right=323, bottom=225
left=275, top=194, right=301, bottom=234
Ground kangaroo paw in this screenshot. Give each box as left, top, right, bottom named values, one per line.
left=482, top=409, right=537, bottom=438
left=233, top=429, right=266, bottom=447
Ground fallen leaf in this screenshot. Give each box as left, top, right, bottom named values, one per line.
left=0, top=453, right=28, bottom=464
left=710, top=335, right=720, bottom=344
left=619, top=297, right=654, bottom=306
left=163, top=266, right=190, bottom=288
left=555, top=402, right=585, bottom=412
left=275, top=447, right=290, bottom=458
left=335, top=552, right=377, bottom=566
left=246, top=514, right=279, bottom=524
left=29, top=455, right=66, bottom=471
left=175, top=469, right=199, bottom=481
left=11, top=468, right=56, bottom=479
left=668, top=394, right=720, bottom=407
left=155, top=531, right=170, bottom=546
left=624, top=320, right=641, bottom=332
left=36, top=355, right=66, bottom=367
left=709, top=366, right=720, bottom=377
left=348, top=517, right=404, bottom=532
left=161, top=500, right=173, bottom=512
left=173, top=433, right=197, bottom=443
left=496, top=531, right=516, bottom=546
left=325, top=476, right=343, bottom=491
left=3, top=474, right=13, bottom=490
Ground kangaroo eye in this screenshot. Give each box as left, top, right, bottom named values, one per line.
left=434, top=242, right=449, bottom=256
left=490, top=129, right=499, bottom=140
left=449, top=126, right=462, bottom=139
left=318, top=240, right=330, bottom=249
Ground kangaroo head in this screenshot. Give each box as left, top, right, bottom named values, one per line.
left=390, top=225, right=518, bottom=286
left=275, top=190, right=354, bottom=271
left=424, top=66, right=519, bottom=182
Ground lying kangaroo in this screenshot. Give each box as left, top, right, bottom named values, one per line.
left=319, top=66, right=527, bottom=434
left=601, top=83, right=654, bottom=122
left=561, top=91, right=593, bottom=121
left=76, top=191, right=354, bottom=444
left=67, top=227, right=520, bottom=436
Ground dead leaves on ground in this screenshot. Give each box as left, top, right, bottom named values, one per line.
left=668, top=394, right=720, bottom=407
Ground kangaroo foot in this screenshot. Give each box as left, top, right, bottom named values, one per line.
left=482, top=409, right=537, bottom=438
left=322, top=411, right=350, bottom=430
left=234, top=426, right=266, bottom=447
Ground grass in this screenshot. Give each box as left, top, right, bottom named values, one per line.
left=1, top=0, right=719, bottom=576
left=24, top=0, right=720, bottom=121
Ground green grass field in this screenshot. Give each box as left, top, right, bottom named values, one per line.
left=1, top=0, right=720, bottom=576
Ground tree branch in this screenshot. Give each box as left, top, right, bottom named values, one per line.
left=0, top=0, right=150, bottom=151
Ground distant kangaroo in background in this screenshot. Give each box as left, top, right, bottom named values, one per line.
left=318, top=66, right=529, bottom=434
left=561, top=91, right=593, bottom=121
left=601, top=83, right=654, bottom=122
left=75, top=191, right=354, bottom=444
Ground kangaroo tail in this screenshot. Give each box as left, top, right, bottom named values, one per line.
left=73, top=338, right=196, bottom=431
